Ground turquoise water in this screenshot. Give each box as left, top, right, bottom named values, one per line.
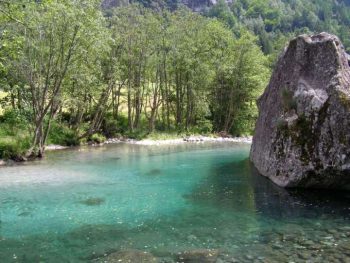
left=0, top=143, right=349, bottom=262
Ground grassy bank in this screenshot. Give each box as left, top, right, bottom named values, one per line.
left=0, top=109, right=251, bottom=161
left=0, top=128, right=236, bottom=161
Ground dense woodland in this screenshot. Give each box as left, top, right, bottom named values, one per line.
left=0, top=0, right=349, bottom=159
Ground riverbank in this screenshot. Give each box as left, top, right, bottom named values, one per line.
left=0, top=135, right=252, bottom=166
left=105, top=135, right=252, bottom=145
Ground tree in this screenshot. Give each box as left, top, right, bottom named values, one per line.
left=7, top=0, right=107, bottom=157
left=211, top=31, right=270, bottom=135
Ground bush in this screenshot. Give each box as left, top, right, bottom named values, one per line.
left=0, top=109, right=30, bottom=125
left=0, top=136, right=31, bottom=160
left=48, top=122, right=80, bottom=146
left=194, top=119, right=213, bottom=135
left=0, top=109, right=32, bottom=159
left=100, top=114, right=130, bottom=138
left=89, top=133, right=106, bottom=144
left=0, top=109, right=31, bottom=136
left=101, top=116, right=119, bottom=138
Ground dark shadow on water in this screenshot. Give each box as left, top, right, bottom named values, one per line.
left=17, top=211, right=32, bottom=217
left=145, top=169, right=162, bottom=176
left=249, top=163, right=350, bottom=220
left=79, top=197, right=105, bottom=206
left=185, top=158, right=350, bottom=220
left=108, top=157, right=121, bottom=161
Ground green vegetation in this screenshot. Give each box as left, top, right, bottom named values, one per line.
left=204, top=0, right=350, bottom=57
left=337, top=90, right=350, bottom=110
left=0, top=1, right=269, bottom=159
left=1, top=0, right=349, bottom=160
left=89, top=133, right=107, bottom=144
left=0, top=109, right=31, bottom=159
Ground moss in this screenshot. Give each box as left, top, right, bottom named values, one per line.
left=281, top=87, right=297, bottom=112
left=337, top=90, right=350, bottom=110
left=339, top=133, right=348, bottom=145
left=274, top=122, right=289, bottom=160
left=276, top=118, right=288, bottom=131
left=290, top=115, right=315, bottom=164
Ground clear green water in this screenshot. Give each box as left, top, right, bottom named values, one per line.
left=0, top=143, right=349, bottom=262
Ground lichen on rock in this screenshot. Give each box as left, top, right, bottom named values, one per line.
left=250, top=32, right=350, bottom=189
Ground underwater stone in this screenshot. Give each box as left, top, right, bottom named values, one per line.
left=176, top=249, right=219, bottom=263
left=79, top=197, right=105, bottom=206
left=250, top=32, right=350, bottom=189
left=100, top=249, right=158, bottom=263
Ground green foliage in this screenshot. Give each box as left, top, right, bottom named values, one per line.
left=0, top=109, right=30, bottom=131
left=210, top=30, right=270, bottom=135
left=48, top=122, right=80, bottom=146
left=206, top=0, right=350, bottom=55
left=206, top=0, right=236, bottom=27
left=193, top=119, right=213, bottom=134
left=3, top=0, right=347, bottom=159
left=0, top=136, right=31, bottom=160
left=0, top=109, right=31, bottom=159
left=89, top=133, right=107, bottom=144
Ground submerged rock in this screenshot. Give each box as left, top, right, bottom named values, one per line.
left=146, top=169, right=162, bottom=176
left=79, top=197, right=105, bottom=206
left=99, top=249, right=158, bottom=263
left=250, top=32, right=350, bottom=189
left=176, top=249, right=219, bottom=263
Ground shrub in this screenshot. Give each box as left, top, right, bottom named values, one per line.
left=0, top=136, right=31, bottom=160
left=0, top=109, right=31, bottom=136
left=89, top=133, right=106, bottom=144
left=116, top=115, right=129, bottom=133
left=102, top=116, right=119, bottom=138
left=0, top=109, right=32, bottom=159
left=48, top=122, right=80, bottom=146
left=194, top=119, right=213, bottom=135
left=100, top=114, right=131, bottom=138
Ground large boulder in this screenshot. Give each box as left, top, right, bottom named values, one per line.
left=250, top=32, right=350, bottom=189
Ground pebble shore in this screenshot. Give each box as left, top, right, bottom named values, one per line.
left=105, top=136, right=252, bottom=145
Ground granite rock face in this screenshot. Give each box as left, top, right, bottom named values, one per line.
left=250, top=32, right=350, bottom=189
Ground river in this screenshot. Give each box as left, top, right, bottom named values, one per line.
left=0, top=143, right=349, bottom=262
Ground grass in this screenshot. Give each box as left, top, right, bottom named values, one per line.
left=0, top=112, right=32, bottom=160
left=0, top=135, right=31, bottom=160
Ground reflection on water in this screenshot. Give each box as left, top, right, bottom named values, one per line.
left=0, top=143, right=349, bottom=262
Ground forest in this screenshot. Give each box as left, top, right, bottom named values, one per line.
left=0, top=0, right=349, bottom=159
